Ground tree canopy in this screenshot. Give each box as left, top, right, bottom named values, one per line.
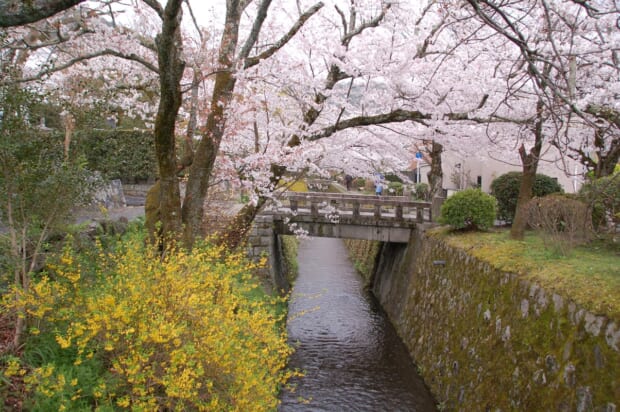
left=1, top=0, right=617, bottom=244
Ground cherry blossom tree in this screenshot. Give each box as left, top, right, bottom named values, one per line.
left=461, top=0, right=619, bottom=238
left=3, top=0, right=617, bottom=246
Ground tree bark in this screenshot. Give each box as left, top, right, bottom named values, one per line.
left=151, top=0, right=185, bottom=247
left=181, top=3, right=242, bottom=247
left=427, top=140, right=444, bottom=199
left=510, top=98, right=545, bottom=240
left=0, top=0, right=84, bottom=27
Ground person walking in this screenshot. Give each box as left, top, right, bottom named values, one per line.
left=374, top=173, right=383, bottom=196
left=345, top=174, right=353, bottom=191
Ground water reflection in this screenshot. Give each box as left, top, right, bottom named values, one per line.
left=279, top=237, right=437, bottom=411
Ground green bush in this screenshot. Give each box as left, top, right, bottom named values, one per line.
left=73, top=129, right=157, bottom=183
left=490, top=172, right=563, bottom=222
left=387, top=181, right=404, bottom=195
left=352, top=177, right=366, bottom=190
left=578, top=173, right=620, bottom=231
left=439, top=189, right=497, bottom=230
left=414, top=183, right=429, bottom=201
left=384, top=173, right=403, bottom=183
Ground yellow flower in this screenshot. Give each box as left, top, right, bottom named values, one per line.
left=55, top=335, right=71, bottom=349
left=116, top=396, right=130, bottom=408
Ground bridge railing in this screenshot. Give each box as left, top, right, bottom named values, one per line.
left=277, top=191, right=433, bottom=222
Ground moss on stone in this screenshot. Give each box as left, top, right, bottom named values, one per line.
left=344, top=230, right=619, bottom=411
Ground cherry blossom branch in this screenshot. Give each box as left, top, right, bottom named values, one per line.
left=464, top=0, right=605, bottom=129
left=243, top=2, right=324, bottom=69
left=1, top=48, right=158, bottom=85
left=305, top=109, right=432, bottom=141
left=341, top=3, right=391, bottom=47
left=585, top=104, right=620, bottom=129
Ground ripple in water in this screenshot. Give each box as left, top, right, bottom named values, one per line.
left=279, top=237, right=437, bottom=412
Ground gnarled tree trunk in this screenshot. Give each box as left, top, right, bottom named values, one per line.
left=427, top=140, right=444, bottom=200
left=181, top=3, right=242, bottom=247
left=511, top=98, right=545, bottom=240
left=148, top=0, right=185, bottom=248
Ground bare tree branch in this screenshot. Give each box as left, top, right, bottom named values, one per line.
left=142, top=0, right=165, bottom=19
left=238, top=0, right=273, bottom=61
left=184, top=0, right=203, bottom=42
left=334, top=4, right=348, bottom=36
left=0, top=0, right=86, bottom=27
left=341, top=3, right=391, bottom=47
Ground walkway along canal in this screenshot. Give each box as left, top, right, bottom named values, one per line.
left=279, top=237, right=437, bottom=411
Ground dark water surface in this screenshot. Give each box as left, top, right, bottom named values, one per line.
left=279, top=237, right=437, bottom=412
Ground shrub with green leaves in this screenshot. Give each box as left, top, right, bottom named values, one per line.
left=387, top=181, right=404, bottom=195
left=578, top=173, right=620, bottom=232
left=414, top=183, right=430, bottom=201
left=439, top=189, right=497, bottom=230
left=73, top=129, right=157, bottom=183
left=490, top=172, right=563, bottom=222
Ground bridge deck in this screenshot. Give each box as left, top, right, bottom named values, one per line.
left=268, top=191, right=433, bottom=223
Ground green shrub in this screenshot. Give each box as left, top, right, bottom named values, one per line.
left=387, top=181, right=404, bottom=195
left=352, top=177, right=366, bottom=191
left=578, top=173, right=620, bottom=232
left=414, top=183, right=429, bottom=201
left=439, top=189, right=497, bottom=230
left=490, top=172, right=563, bottom=222
left=384, top=173, right=403, bottom=183
left=73, top=129, right=157, bottom=183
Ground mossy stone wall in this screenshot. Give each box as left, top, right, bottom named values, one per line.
left=347, top=231, right=619, bottom=411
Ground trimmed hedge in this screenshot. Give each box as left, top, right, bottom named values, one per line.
left=439, top=189, right=497, bottom=230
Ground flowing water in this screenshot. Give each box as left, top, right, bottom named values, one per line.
left=279, top=237, right=437, bottom=412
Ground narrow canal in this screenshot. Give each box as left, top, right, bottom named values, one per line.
left=279, top=237, right=437, bottom=411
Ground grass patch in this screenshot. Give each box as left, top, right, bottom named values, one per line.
left=433, top=227, right=620, bottom=318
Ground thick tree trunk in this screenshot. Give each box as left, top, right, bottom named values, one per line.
left=510, top=99, right=545, bottom=240
left=181, top=5, right=241, bottom=248
left=427, top=140, right=444, bottom=199
left=149, top=0, right=185, bottom=248
left=510, top=145, right=539, bottom=239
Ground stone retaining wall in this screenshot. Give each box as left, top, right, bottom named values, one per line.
left=347, top=231, right=619, bottom=411
left=247, top=215, right=290, bottom=294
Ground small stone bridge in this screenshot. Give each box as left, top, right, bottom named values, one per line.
left=270, top=191, right=437, bottom=242
left=247, top=191, right=443, bottom=290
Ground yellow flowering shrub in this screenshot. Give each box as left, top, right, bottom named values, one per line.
left=2, top=235, right=293, bottom=411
